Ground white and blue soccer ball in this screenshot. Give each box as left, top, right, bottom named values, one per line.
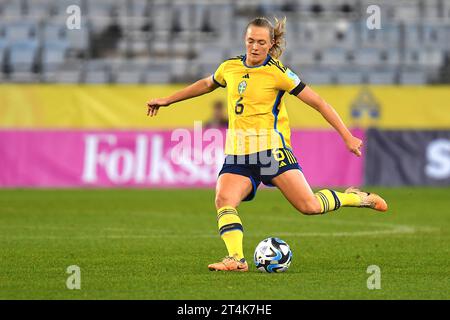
left=254, top=237, right=292, bottom=273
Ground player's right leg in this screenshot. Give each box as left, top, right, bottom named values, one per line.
left=208, top=173, right=253, bottom=272
left=271, top=169, right=388, bottom=215
left=343, top=187, right=388, bottom=212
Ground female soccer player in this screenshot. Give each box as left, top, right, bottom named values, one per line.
left=147, top=17, right=388, bottom=272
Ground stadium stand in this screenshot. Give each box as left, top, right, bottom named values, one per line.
left=0, top=0, right=449, bottom=84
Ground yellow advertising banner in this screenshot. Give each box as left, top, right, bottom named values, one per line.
left=0, top=84, right=449, bottom=129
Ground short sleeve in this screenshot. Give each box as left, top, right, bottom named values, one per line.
left=212, top=62, right=227, bottom=88
left=276, top=68, right=306, bottom=96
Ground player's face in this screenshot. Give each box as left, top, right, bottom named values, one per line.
left=245, top=26, right=273, bottom=66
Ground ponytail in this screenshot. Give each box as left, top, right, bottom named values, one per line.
left=270, top=17, right=286, bottom=59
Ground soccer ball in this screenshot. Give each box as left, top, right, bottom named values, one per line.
left=254, top=237, right=292, bottom=273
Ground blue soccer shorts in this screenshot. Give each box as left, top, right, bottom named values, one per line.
left=218, top=148, right=302, bottom=201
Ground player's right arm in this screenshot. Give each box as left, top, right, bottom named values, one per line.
left=296, top=86, right=362, bottom=157
left=147, top=75, right=219, bottom=117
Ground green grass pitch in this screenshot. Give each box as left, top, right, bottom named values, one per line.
left=0, top=187, right=448, bottom=300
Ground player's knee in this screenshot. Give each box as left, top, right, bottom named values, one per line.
left=215, top=193, right=238, bottom=210
left=296, top=199, right=322, bottom=215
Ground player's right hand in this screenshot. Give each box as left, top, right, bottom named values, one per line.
left=345, top=135, right=363, bottom=157
left=146, top=98, right=170, bottom=117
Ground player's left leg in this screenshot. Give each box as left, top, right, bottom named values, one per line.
left=271, top=169, right=388, bottom=215
left=207, top=173, right=253, bottom=272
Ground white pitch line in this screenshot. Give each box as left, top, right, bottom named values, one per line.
left=0, top=212, right=440, bottom=240
left=0, top=224, right=438, bottom=240
left=193, top=224, right=437, bottom=238
left=270, top=226, right=417, bottom=237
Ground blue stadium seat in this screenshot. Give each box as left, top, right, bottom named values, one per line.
left=422, top=24, right=449, bottom=49
left=443, top=0, right=450, bottom=21
left=122, top=39, right=149, bottom=56
left=0, top=38, right=6, bottom=73
left=423, top=0, right=440, bottom=19
left=383, top=49, right=401, bottom=66
left=403, top=24, right=421, bottom=49
left=5, top=21, right=37, bottom=42
left=399, top=69, right=427, bottom=84
left=0, top=1, right=22, bottom=17
left=43, top=61, right=82, bottom=83
left=367, top=70, right=397, bottom=84
left=351, top=47, right=382, bottom=66
left=336, top=69, right=365, bottom=84
left=65, top=22, right=90, bottom=52
left=288, top=49, right=318, bottom=67
left=419, top=49, right=445, bottom=68
left=144, top=67, right=171, bottom=84
left=391, top=1, right=420, bottom=22
left=359, top=21, right=385, bottom=48
left=25, top=0, right=52, bottom=19
left=81, top=59, right=110, bottom=83
left=151, top=2, right=173, bottom=34
left=404, top=48, right=445, bottom=69
left=193, top=45, right=224, bottom=64
left=150, top=38, right=169, bottom=56
left=297, top=67, right=335, bottom=84
left=9, top=40, right=38, bottom=72
left=42, top=22, right=66, bottom=43
left=51, top=0, right=84, bottom=16
left=384, top=24, right=401, bottom=47
left=319, top=47, right=349, bottom=66
left=129, top=0, right=150, bottom=17
left=170, top=58, right=188, bottom=80
left=315, top=22, right=343, bottom=48
left=231, top=18, right=250, bottom=42
left=84, top=70, right=110, bottom=83
left=86, top=1, right=119, bottom=17
left=41, top=41, right=69, bottom=72
left=297, top=21, right=323, bottom=49
left=115, top=69, right=143, bottom=84
left=124, top=60, right=151, bottom=84
left=172, top=40, right=191, bottom=56
left=197, top=62, right=218, bottom=78
left=50, top=70, right=81, bottom=83
left=335, top=22, right=357, bottom=49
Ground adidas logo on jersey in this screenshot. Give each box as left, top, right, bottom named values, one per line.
left=242, top=73, right=250, bottom=79
left=279, top=161, right=287, bottom=167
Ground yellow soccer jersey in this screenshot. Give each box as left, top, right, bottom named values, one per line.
left=212, top=54, right=305, bottom=155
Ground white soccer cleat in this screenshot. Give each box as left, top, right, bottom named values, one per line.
left=345, top=187, right=388, bottom=212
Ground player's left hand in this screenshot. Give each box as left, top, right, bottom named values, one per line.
left=345, top=135, right=363, bottom=157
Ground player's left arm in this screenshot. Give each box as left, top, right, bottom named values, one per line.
left=296, top=86, right=362, bottom=157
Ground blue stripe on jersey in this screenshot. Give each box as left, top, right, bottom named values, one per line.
left=242, top=54, right=271, bottom=68
left=272, top=90, right=286, bottom=149
left=211, top=73, right=226, bottom=87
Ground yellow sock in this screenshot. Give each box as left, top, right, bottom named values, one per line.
left=315, top=189, right=361, bottom=213
left=217, top=206, right=244, bottom=260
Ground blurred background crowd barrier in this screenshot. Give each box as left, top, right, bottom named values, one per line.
left=0, top=0, right=450, bottom=84
left=0, top=0, right=449, bottom=188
